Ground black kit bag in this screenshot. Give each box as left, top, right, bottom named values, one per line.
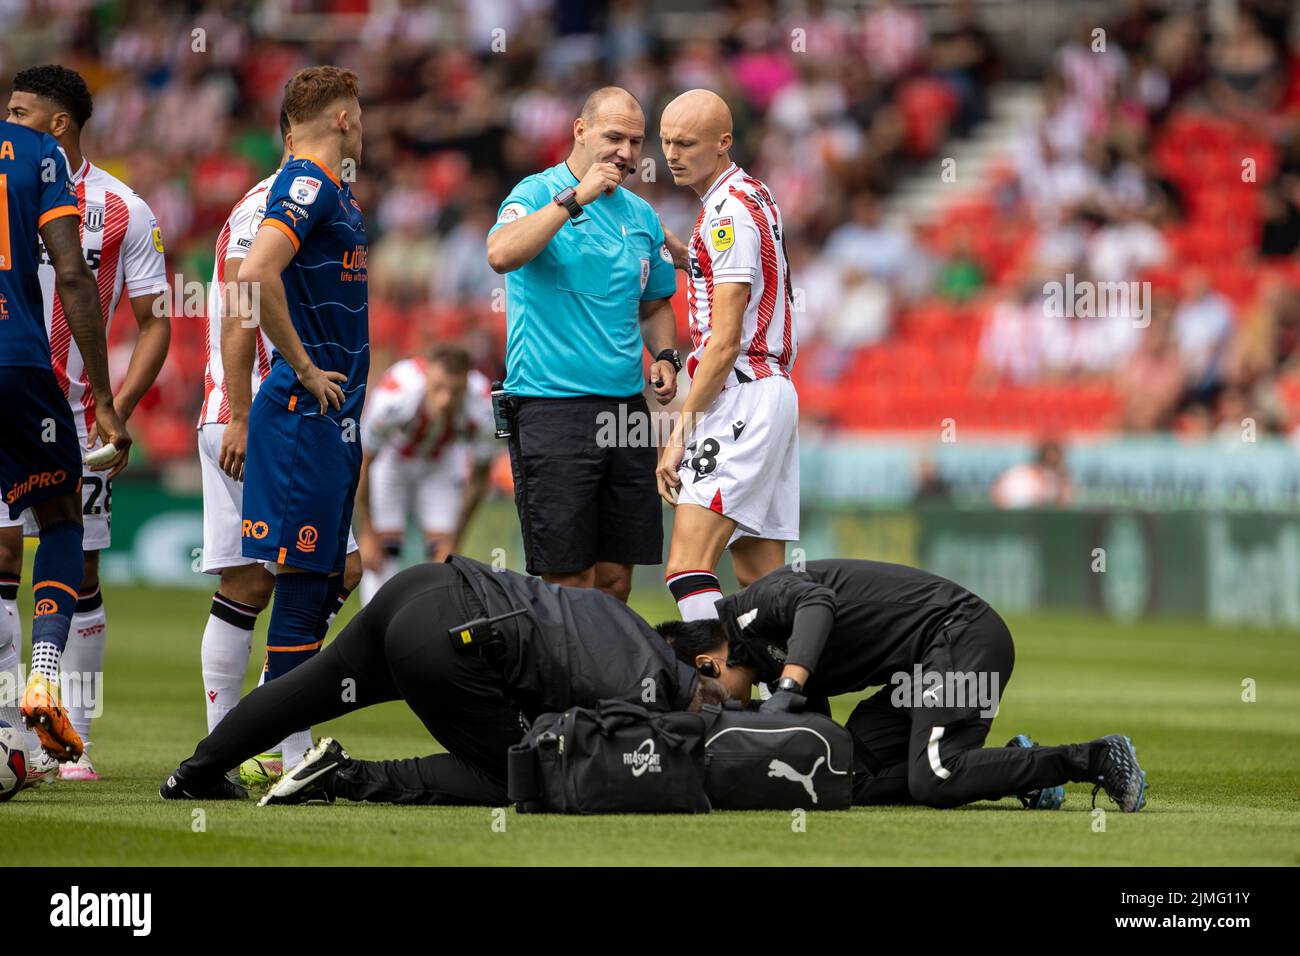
left=507, top=700, right=711, bottom=814
left=701, top=704, right=854, bottom=810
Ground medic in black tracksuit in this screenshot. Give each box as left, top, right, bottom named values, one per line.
left=164, top=557, right=710, bottom=805
left=699, top=559, right=1147, bottom=811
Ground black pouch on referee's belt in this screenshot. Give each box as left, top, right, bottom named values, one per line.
left=507, top=700, right=711, bottom=814
left=700, top=704, right=854, bottom=810
left=490, top=380, right=514, bottom=439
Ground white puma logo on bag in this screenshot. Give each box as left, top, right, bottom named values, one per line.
left=767, top=756, right=824, bottom=804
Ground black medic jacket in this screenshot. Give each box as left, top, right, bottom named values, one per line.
left=714, top=559, right=991, bottom=699
left=446, top=555, right=700, bottom=718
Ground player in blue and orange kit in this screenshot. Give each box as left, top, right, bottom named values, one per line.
left=0, top=118, right=130, bottom=762
left=233, top=67, right=367, bottom=775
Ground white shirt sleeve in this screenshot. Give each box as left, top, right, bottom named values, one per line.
left=704, top=195, right=760, bottom=285
left=361, top=364, right=419, bottom=450
left=121, top=194, right=170, bottom=298
left=224, top=191, right=266, bottom=262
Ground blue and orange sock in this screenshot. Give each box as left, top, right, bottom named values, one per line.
left=265, top=571, right=341, bottom=754
left=30, top=520, right=84, bottom=681
left=265, top=572, right=329, bottom=681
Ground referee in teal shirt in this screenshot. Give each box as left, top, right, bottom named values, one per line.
left=487, top=87, right=682, bottom=602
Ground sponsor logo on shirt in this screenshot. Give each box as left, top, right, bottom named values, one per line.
left=342, top=244, right=368, bottom=271
left=341, top=244, right=368, bottom=282
left=290, top=176, right=322, bottom=205
left=278, top=200, right=310, bottom=228
left=497, top=201, right=527, bottom=224
left=711, top=217, right=734, bottom=252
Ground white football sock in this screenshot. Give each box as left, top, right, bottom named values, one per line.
left=280, top=730, right=314, bottom=771
left=30, top=641, right=61, bottom=683
left=0, top=584, right=40, bottom=755
left=667, top=570, right=723, bottom=621
left=0, top=596, right=26, bottom=733
left=261, top=664, right=306, bottom=767
left=201, top=592, right=258, bottom=732
left=359, top=556, right=399, bottom=606
left=61, top=589, right=107, bottom=743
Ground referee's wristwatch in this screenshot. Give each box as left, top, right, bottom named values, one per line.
left=553, top=186, right=583, bottom=220
left=776, top=676, right=804, bottom=694
left=655, top=348, right=682, bottom=372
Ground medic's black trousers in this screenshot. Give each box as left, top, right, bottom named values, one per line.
left=849, top=607, right=1108, bottom=807
left=181, top=563, right=522, bottom=805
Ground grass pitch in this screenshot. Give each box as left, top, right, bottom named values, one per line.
left=2, top=583, right=1297, bottom=866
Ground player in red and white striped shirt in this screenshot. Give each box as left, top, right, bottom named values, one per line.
left=355, top=346, right=495, bottom=605
left=657, top=89, right=800, bottom=626
left=195, top=111, right=360, bottom=782
left=1, top=66, right=171, bottom=781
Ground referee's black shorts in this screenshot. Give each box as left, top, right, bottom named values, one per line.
left=508, top=393, right=663, bottom=575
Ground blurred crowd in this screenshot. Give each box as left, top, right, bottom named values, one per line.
left=0, top=0, right=1002, bottom=460
left=972, top=0, right=1300, bottom=440
left=3, top=0, right=1300, bottom=461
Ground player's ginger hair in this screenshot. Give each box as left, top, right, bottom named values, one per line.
left=281, top=66, right=359, bottom=126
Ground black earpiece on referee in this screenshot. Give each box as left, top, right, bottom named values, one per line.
left=699, top=658, right=720, bottom=678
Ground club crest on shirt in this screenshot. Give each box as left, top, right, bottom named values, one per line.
left=711, top=217, right=733, bottom=252
left=290, top=176, right=322, bottom=205
left=84, top=204, right=104, bottom=233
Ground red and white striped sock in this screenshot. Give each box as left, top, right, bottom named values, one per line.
left=667, top=569, right=722, bottom=621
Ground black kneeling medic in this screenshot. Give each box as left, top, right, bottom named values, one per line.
left=161, top=556, right=727, bottom=806
left=661, top=558, right=1148, bottom=812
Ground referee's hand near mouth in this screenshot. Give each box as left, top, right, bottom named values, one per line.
left=485, top=86, right=681, bottom=603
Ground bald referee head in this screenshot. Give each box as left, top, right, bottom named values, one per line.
left=660, top=88, right=734, bottom=196
left=569, top=85, right=645, bottom=187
